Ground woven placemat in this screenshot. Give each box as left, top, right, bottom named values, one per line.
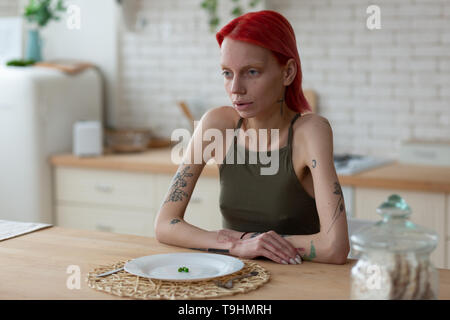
left=86, top=259, right=270, bottom=300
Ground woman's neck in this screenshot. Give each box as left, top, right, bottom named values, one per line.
left=241, top=104, right=297, bottom=151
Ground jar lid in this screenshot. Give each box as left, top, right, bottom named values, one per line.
left=350, top=194, right=438, bottom=253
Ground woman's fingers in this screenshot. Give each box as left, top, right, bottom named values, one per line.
left=261, top=231, right=301, bottom=264
left=258, top=246, right=288, bottom=264
left=250, top=231, right=301, bottom=264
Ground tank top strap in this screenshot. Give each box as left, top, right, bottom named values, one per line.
left=236, top=117, right=244, bottom=130
left=287, top=113, right=302, bottom=147
left=234, top=117, right=244, bottom=142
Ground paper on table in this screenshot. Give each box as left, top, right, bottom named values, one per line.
left=0, top=219, right=52, bottom=241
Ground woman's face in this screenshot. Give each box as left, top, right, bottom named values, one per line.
left=220, top=37, right=286, bottom=118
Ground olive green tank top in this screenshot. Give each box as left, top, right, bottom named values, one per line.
left=219, top=113, right=320, bottom=235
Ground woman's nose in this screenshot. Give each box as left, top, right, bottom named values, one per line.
left=231, top=76, right=245, bottom=94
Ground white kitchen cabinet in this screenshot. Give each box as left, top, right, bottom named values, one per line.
left=54, top=167, right=157, bottom=236
left=55, top=167, right=157, bottom=210
left=354, top=187, right=447, bottom=269
left=53, top=167, right=223, bottom=236
left=56, top=204, right=155, bottom=237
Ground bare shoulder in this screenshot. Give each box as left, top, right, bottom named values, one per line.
left=292, top=113, right=334, bottom=166
left=293, top=113, right=333, bottom=142
left=200, top=106, right=240, bottom=132
left=295, top=113, right=332, bottom=133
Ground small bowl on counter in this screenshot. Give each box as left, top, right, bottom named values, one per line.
left=105, top=128, right=152, bottom=153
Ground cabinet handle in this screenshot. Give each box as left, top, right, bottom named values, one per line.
left=190, top=196, right=202, bottom=203
left=96, top=224, right=113, bottom=232
left=95, top=184, right=114, bottom=193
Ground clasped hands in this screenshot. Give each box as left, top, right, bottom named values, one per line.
left=219, top=229, right=302, bottom=265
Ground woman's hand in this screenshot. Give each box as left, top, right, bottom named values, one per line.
left=230, top=230, right=302, bottom=265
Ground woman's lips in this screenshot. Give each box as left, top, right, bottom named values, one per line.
left=234, top=102, right=253, bottom=111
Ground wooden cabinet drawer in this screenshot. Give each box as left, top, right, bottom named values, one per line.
left=447, top=240, right=450, bottom=269
left=55, top=204, right=155, bottom=237
left=354, top=187, right=446, bottom=269
left=54, top=167, right=156, bottom=210
left=156, top=173, right=223, bottom=231
left=447, top=194, right=450, bottom=240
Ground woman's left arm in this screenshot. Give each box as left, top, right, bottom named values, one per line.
left=283, top=115, right=350, bottom=264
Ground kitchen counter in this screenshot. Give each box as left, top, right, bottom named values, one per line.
left=2, top=226, right=450, bottom=300
left=50, top=148, right=450, bottom=193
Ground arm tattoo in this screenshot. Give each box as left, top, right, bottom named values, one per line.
left=170, top=218, right=181, bottom=225
left=326, top=182, right=345, bottom=234
left=189, top=248, right=230, bottom=254
left=301, top=240, right=316, bottom=261
left=312, top=159, right=317, bottom=168
left=164, top=166, right=193, bottom=204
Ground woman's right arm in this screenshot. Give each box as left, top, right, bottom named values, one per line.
left=154, top=107, right=240, bottom=252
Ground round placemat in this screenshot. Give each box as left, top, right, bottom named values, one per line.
left=86, top=259, right=270, bottom=300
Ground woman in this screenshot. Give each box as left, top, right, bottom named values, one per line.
left=155, top=10, right=350, bottom=265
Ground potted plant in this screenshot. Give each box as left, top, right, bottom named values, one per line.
left=200, top=0, right=262, bottom=33
left=23, top=0, right=66, bottom=62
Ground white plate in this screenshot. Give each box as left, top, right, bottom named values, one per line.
left=124, top=253, right=244, bottom=281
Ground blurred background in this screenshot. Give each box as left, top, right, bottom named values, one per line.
left=1, top=0, right=448, bottom=154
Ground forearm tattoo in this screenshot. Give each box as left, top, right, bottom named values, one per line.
left=326, top=182, right=345, bottom=234
left=164, top=165, right=193, bottom=204
left=312, top=159, right=317, bottom=168
left=170, top=218, right=181, bottom=225
left=301, top=240, right=316, bottom=261
left=189, top=248, right=230, bottom=254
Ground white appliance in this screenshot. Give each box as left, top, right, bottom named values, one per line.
left=0, top=66, right=103, bottom=224
left=73, top=120, right=103, bottom=157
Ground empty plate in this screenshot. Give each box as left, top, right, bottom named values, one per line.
left=124, top=252, right=244, bottom=281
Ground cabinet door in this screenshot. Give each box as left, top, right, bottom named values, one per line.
left=155, top=173, right=223, bottom=231
left=355, top=188, right=446, bottom=269
left=56, top=204, right=156, bottom=237
left=447, top=194, right=450, bottom=269
left=55, top=167, right=156, bottom=210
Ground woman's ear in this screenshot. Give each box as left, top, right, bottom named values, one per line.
left=283, top=59, right=297, bottom=86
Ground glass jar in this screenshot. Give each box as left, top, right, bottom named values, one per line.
left=350, top=194, right=439, bottom=300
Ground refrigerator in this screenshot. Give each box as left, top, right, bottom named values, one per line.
left=0, top=66, right=103, bottom=224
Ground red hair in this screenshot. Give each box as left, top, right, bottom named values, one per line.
left=216, top=10, right=311, bottom=114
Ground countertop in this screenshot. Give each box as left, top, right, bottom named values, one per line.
left=50, top=148, right=450, bottom=193
left=2, top=226, right=450, bottom=300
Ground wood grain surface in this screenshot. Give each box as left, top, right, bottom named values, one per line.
left=1, top=227, right=450, bottom=300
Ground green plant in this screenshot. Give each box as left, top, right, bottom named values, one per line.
left=200, top=0, right=262, bottom=33
left=6, top=59, right=36, bottom=67
left=23, top=0, right=66, bottom=28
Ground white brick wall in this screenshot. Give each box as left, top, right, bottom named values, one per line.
left=117, top=0, right=449, bottom=158
left=0, top=0, right=18, bottom=16
left=267, top=0, right=450, bottom=157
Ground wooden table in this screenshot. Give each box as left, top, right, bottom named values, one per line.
left=1, top=226, right=450, bottom=300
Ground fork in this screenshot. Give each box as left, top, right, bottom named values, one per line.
left=95, top=267, right=124, bottom=277
left=215, top=271, right=259, bottom=289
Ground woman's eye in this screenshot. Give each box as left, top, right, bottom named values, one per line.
left=221, top=70, right=231, bottom=78
left=249, top=69, right=259, bottom=75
